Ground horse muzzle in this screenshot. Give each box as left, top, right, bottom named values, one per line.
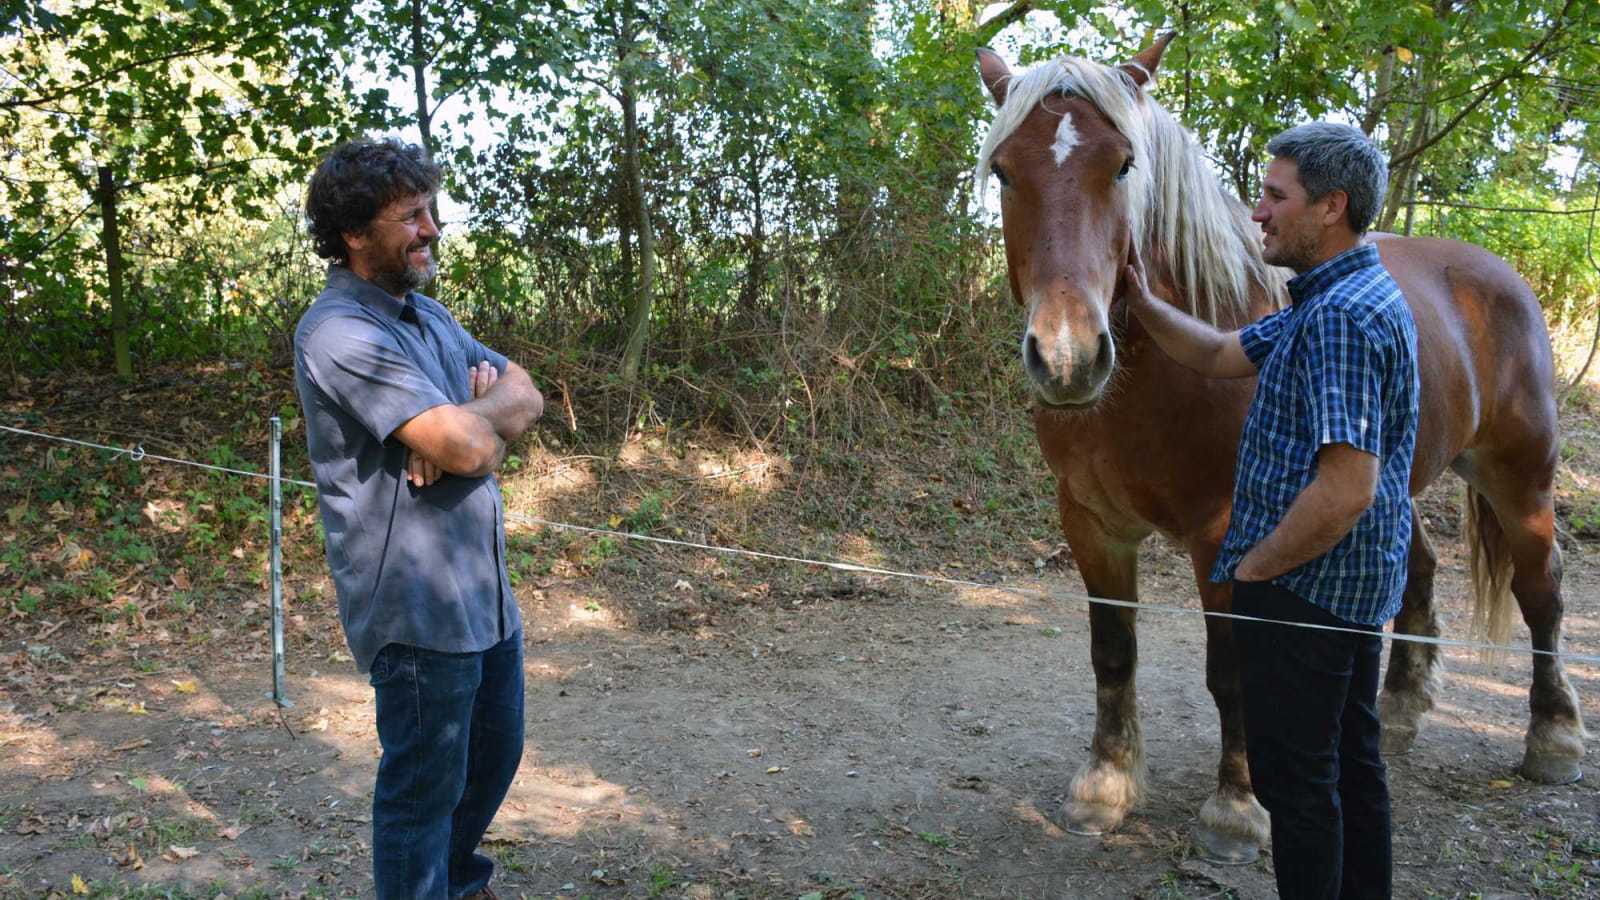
left=1022, top=327, right=1115, bottom=408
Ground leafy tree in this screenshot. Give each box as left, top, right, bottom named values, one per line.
left=0, top=0, right=371, bottom=375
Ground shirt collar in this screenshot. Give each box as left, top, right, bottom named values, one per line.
left=326, top=264, right=417, bottom=321
left=1286, top=243, right=1382, bottom=306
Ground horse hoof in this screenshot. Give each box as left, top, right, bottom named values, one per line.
left=1061, top=802, right=1124, bottom=836
left=1192, top=825, right=1259, bottom=866
left=1379, top=725, right=1417, bottom=755
left=1520, top=754, right=1583, bottom=785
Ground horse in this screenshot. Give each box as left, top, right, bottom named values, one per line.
left=975, top=35, right=1587, bottom=863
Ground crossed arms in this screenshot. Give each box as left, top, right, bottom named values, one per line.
left=394, top=360, right=544, bottom=486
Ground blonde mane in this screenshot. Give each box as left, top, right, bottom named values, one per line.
left=977, top=55, right=1287, bottom=325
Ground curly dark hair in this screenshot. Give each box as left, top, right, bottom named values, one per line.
left=305, top=138, right=441, bottom=263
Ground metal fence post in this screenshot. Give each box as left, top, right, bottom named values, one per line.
left=267, top=416, right=292, bottom=707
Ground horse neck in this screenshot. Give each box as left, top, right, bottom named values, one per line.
left=1139, top=246, right=1269, bottom=333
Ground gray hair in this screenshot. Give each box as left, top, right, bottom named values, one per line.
left=1266, top=122, right=1388, bottom=234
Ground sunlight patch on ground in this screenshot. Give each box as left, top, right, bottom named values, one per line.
left=1441, top=668, right=1537, bottom=700
left=497, top=767, right=677, bottom=842
left=1004, top=799, right=1070, bottom=839
left=838, top=533, right=888, bottom=568
left=949, top=582, right=1050, bottom=612
left=0, top=722, right=93, bottom=782
left=1427, top=702, right=1528, bottom=741
left=526, top=659, right=583, bottom=682
left=538, top=601, right=625, bottom=634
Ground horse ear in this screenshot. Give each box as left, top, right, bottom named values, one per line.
left=1119, top=32, right=1177, bottom=87
left=976, top=47, right=1013, bottom=108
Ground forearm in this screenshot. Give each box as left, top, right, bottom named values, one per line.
left=1132, top=297, right=1240, bottom=378
left=463, top=364, right=543, bottom=441
left=1236, top=482, right=1367, bottom=581
left=392, top=399, right=507, bottom=478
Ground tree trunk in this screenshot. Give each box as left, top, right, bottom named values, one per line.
left=410, top=0, right=433, bottom=158
left=97, top=165, right=131, bottom=377
left=409, top=0, right=440, bottom=295
left=618, top=8, right=654, bottom=384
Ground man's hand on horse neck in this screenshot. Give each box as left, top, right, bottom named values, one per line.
left=1123, top=244, right=1257, bottom=379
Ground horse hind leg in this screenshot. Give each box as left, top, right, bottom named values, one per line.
left=1468, top=485, right=1587, bottom=783
left=1378, top=505, right=1444, bottom=754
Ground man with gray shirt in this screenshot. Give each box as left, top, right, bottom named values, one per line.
left=294, top=138, right=542, bottom=900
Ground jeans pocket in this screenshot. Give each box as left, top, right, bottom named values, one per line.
left=367, top=644, right=391, bottom=685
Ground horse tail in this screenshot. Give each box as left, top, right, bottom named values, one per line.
left=1465, top=486, right=1516, bottom=664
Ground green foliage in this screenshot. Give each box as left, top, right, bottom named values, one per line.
left=0, top=0, right=371, bottom=372
left=1, top=0, right=1595, bottom=450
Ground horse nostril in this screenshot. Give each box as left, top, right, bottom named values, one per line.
left=1023, top=333, right=1047, bottom=376
left=1095, top=330, right=1114, bottom=373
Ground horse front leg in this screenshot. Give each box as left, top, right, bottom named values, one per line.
left=1060, top=529, right=1145, bottom=836
left=1378, top=506, right=1443, bottom=754
left=1191, top=568, right=1269, bottom=864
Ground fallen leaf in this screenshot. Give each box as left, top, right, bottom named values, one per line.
left=71, top=873, right=89, bottom=895
left=171, top=680, right=198, bottom=694
left=218, top=825, right=250, bottom=840
left=765, top=766, right=789, bottom=775
left=59, top=541, right=93, bottom=569
left=166, top=845, right=199, bottom=860
left=1488, top=779, right=1514, bottom=789
left=114, top=843, right=145, bottom=869
left=114, top=739, right=152, bottom=752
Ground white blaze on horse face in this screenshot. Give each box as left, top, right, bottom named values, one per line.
left=1052, top=110, right=1080, bottom=166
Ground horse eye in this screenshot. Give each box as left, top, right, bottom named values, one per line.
left=990, top=163, right=1010, bottom=187
left=1116, top=158, right=1135, bottom=182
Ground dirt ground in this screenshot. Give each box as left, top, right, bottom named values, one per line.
left=2, top=374, right=1598, bottom=899
left=1, top=497, right=1596, bottom=899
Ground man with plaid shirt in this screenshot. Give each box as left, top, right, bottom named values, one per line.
left=1124, top=122, right=1417, bottom=899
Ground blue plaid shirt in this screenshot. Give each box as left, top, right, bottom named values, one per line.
left=1211, top=244, right=1418, bottom=626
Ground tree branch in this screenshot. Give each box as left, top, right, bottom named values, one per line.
left=1390, top=0, right=1578, bottom=167
left=0, top=0, right=308, bottom=111
left=1410, top=198, right=1600, bottom=215
left=974, top=2, right=1033, bottom=46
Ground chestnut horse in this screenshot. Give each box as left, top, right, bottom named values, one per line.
left=976, top=37, right=1586, bottom=863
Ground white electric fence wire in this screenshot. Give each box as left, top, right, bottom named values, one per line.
left=4, top=422, right=1599, bottom=666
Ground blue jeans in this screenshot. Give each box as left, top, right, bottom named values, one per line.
left=1234, top=581, right=1391, bottom=900
left=368, top=632, right=525, bottom=900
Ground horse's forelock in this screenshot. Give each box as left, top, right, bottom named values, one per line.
left=978, top=54, right=1286, bottom=325
left=976, top=57, right=1150, bottom=208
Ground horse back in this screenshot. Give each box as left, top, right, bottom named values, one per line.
left=1373, top=236, right=1558, bottom=490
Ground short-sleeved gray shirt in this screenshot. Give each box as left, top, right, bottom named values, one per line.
left=294, top=264, right=518, bottom=672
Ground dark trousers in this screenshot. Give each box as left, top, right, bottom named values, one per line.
left=368, top=632, right=525, bottom=900
left=1234, top=581, right=1391, bottom=900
